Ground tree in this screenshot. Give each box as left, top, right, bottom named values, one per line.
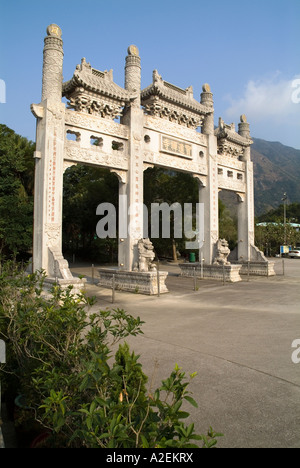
left=257, top=202, right=300, bottom=224
left=63, top=165, right=119, bottom=262
left=219, top=199, right=237, bottom=251
left=255, top=223, right=300, bottom=256
left=0, top=124, right=35, bottom=258
left=255, top=202, right=300, bottom=255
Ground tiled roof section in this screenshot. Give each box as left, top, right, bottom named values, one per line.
left=63, top=58, right=132, bottom=103
left=141, top=70, right=212, bottom=115
left=215, top=120, right=252, bottom=147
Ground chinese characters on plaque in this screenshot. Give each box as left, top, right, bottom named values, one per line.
left=161, top=136, right=192, bottom=158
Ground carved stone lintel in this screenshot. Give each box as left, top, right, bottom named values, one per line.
left=143, top=149, right=207, bottom=176
left=68, top=95, right=123, bottom=119
left=144, top=115, right=206, bottom=145
left=217, top=140, right=244, bottom=158
left=143, top=101, right=203, bottom=129
left=65, top=109, right=129, bottom=139
left=65, top=144, right=129, bottom=170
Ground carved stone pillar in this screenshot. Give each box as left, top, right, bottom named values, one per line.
left=125, top=45, right=141, bottom=107
left=112, top=171, right=128, bottom=271
left=200, top=84, right=214, bottom=135
left=237, top=116, right=254, bottom=261
left=237, top=164, right=255, bottom=262
left=198, top=141, right=219, bottom=265
left=32, top=25, right=70, bottom=281
left=238, top=115, right=251, bottom=161
left=121, top=46, right=144, bottom=271
left=32, top=100, right=66, bottom=274
left=42, top=24, right=64, bottom=103
left=198, top=84, right=218, bottom=264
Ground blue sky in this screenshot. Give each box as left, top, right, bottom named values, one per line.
left=0, top=0, right=299, bottom=148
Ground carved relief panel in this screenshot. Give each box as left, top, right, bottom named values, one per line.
left=142, top=115, right=208, bottom=175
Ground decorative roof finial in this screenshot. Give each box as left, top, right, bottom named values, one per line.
left=153, top=69, right=162, bottom=83
left=46, top=24, right=62, bottom=38
left=127, top=45, right=139, bottom=57
left=202, top=83, right=211, bottom=93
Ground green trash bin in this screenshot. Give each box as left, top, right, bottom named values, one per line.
left=189, top=252, right=196, bottom=263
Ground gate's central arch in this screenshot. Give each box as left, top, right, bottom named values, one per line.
left=31, top=24, right=273, bottom=294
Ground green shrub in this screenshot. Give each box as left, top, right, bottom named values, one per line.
left=0, top=262, right=222, bottom=448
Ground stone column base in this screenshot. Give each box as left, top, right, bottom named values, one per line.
left=98, top=268, right=169, bottom=295
left=179, top=263, right=242, bottom=282
left=44, top=277, right=86, bottom=295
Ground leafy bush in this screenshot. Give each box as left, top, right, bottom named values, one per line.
left=0, top=262, right=222, bottom=448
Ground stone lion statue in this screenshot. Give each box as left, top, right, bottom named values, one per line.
left=137, top=238, right=156, bottom=272
left=213, top=239, right=231, bottom=266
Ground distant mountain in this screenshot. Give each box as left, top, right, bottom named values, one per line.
left=251, top=139, right=300, bottom=215
left=219, top=138, right=300, bottom=217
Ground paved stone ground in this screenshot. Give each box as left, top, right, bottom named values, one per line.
left=2, top=259, right=299, bottom=448
left=71, top=258, right=300, bottom=448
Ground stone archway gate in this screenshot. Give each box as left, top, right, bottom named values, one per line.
left=31, top=24, right=273, bottom=294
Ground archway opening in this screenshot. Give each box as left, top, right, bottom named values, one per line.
left=218, top=190, right=238, bottom=252
left=63, top=165, right=119, bottom=265
left=143, top=166, right=199, bottom=262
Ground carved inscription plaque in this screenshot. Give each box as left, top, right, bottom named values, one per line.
left=161, top=136, right=192, bottom=159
